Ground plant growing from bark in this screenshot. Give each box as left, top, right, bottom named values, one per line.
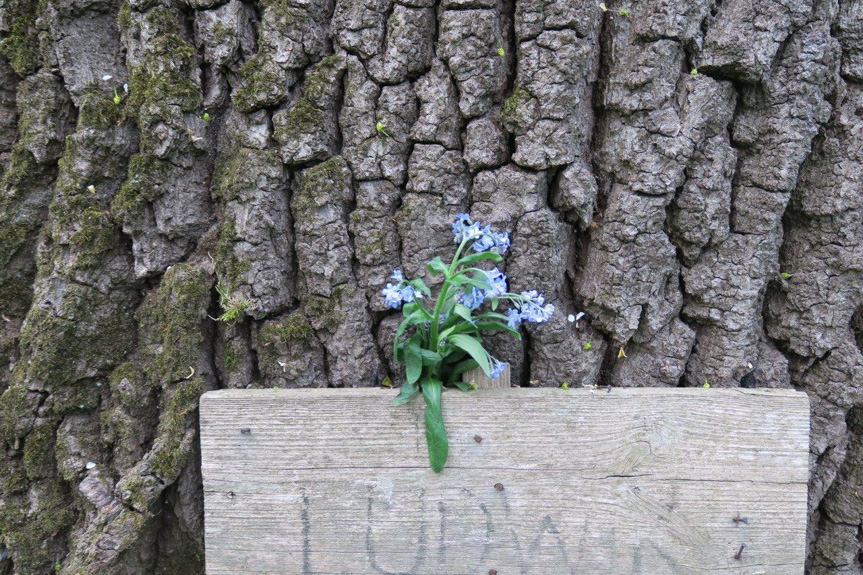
left=215, top=281, right=253, bottom=324
left=382, top=214, right=554, bottom=472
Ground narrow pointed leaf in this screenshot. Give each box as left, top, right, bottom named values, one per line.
left=422, top=379, right=448, bottom=472
left=457, top=251, right=503, bottom=267
left=453, top=304, right=474, bottom=324
left=447, top=359, right=480, bottom=383
left=405, top=341, right=422, bottom=384
left=393, top=381, right=418, bottom=406
left=427, top=256, right=449, bottom=277
left=476, top=321, right=522, bottom=339
left=449, top=334, right=491, bottom=375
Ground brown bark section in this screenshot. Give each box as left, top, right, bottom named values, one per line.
left=0, top=0, right=860, bottom=572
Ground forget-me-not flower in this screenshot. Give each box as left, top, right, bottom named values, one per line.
left=461, top=288, right=485, bottom=311
left=506, top=308, right=522, bottom=329
left=485, top=268, right=507, bottom=298
left=489, top=357, right=507, bottom=379
left=382, top=283, right=403, bottom=309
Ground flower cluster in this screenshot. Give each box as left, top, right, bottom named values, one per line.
left=505, top=290, right=555, bottom=329
left=460, top=287, right=486, bottom=311
left=381, top=269, right=423, bottom=309
left=384, top=215, right=557, bottom=473
left=458, top=267, right=508, bottom=311
left=452, top=213, right=510, bottom=254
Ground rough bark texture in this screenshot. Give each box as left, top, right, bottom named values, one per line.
left=0, top=0, right=860, bottom=573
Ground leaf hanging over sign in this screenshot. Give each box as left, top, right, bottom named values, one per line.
left=422, top=378, right=448, bottom=473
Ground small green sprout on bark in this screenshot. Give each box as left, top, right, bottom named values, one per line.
left=619, top=7, right=631, bottom=17
left=497, top=46, right=505, bottom=57
left=690, top=68, right=698, bottom=76
left=703, top=382, right=711, bottom=388
left=584, top=341, right=593, bottom=350
left=560, top=382, right=570, bottom=390
left=215, top=282, right=253, bottom=324
left=781, top=272, right=793, bottom=279
left=202, top=112, right=211, bottom=121
left=113, top=88, right=122, bottom=105
left=376, top=121, right=389, bottom=137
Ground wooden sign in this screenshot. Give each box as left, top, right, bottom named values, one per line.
left=200, top=388, right=809, bottom=575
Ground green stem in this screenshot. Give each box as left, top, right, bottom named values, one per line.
left=429, top=281, right=450, bottom=348
left=449, top=237, right=471, bottom=274
left=431, top=237, right=471, bottom=346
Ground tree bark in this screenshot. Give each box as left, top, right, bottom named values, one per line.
left=0, top=0, right=861, bottom=573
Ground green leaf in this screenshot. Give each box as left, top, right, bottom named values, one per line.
left=441, top=349, right=467, bottom=364
left=422, top=379, right=449, bottom=473
left=427, top=257, right=449, bottom=277
left=438, top=322, right=479, bottom=344
left=420, top=348, right=443, bottom=366
left=457, top=251, right=503, bottom=267
left=449, top=273, right=492, bottom=291
left=393, top=381, right=419, bottom=406
left=475, top=311, right=509, bottom=322
left=394, top=308, right=433, bottom=361
left=440, top=295, right=457, bottom=319
left=452, top=381, right=474, bottom=391
left=453, top=304, right=474, bottom=324
left=446, top=359, right=480, bottom=383
left=406, top=341, right=422, bottom=384
left=476, top=321, right=521, bottom=339
left=403, top=302, right=433, bottom=320
left=449, top=334, right=491, bottom=375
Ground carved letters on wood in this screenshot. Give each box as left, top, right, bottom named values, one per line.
left=200, top=388, right=809, bottom=575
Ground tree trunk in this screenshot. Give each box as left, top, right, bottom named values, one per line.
left=0, top=0, right=861, bottom=573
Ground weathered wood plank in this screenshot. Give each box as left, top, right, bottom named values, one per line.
left=462, top=364, right=510, bottom=388
left=200, top=388, right=809, bottom=575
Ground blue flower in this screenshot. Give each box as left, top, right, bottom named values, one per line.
left=491, top=231, right=510, bottom=254
left=453, top=213, right=490, bottom=244
left=518, top=290, right=554, bottom=323
left=460, top=288, right=485, bottom=311
left=506, top=308, right=522, bottom=329
left=381, top=269, right=424, bottom=308
left=463, top=222, right=483, bottom=241
left=484, top=268, right=507, bottom=298
left=452, top=213, right=474, bottom=243
left=401, top=285, right=421, bottom=303
left=382, top=283, right=403, bottom=309
left=471, top=225, right=496, bottom=252
left=462, top=222, right=509, bottom=256
left=489, top=357, right=507, bottom=379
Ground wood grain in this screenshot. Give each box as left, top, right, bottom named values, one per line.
left=200, top=388, right=809, bottom=575
left=462, top=363, right=510, bottom=388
